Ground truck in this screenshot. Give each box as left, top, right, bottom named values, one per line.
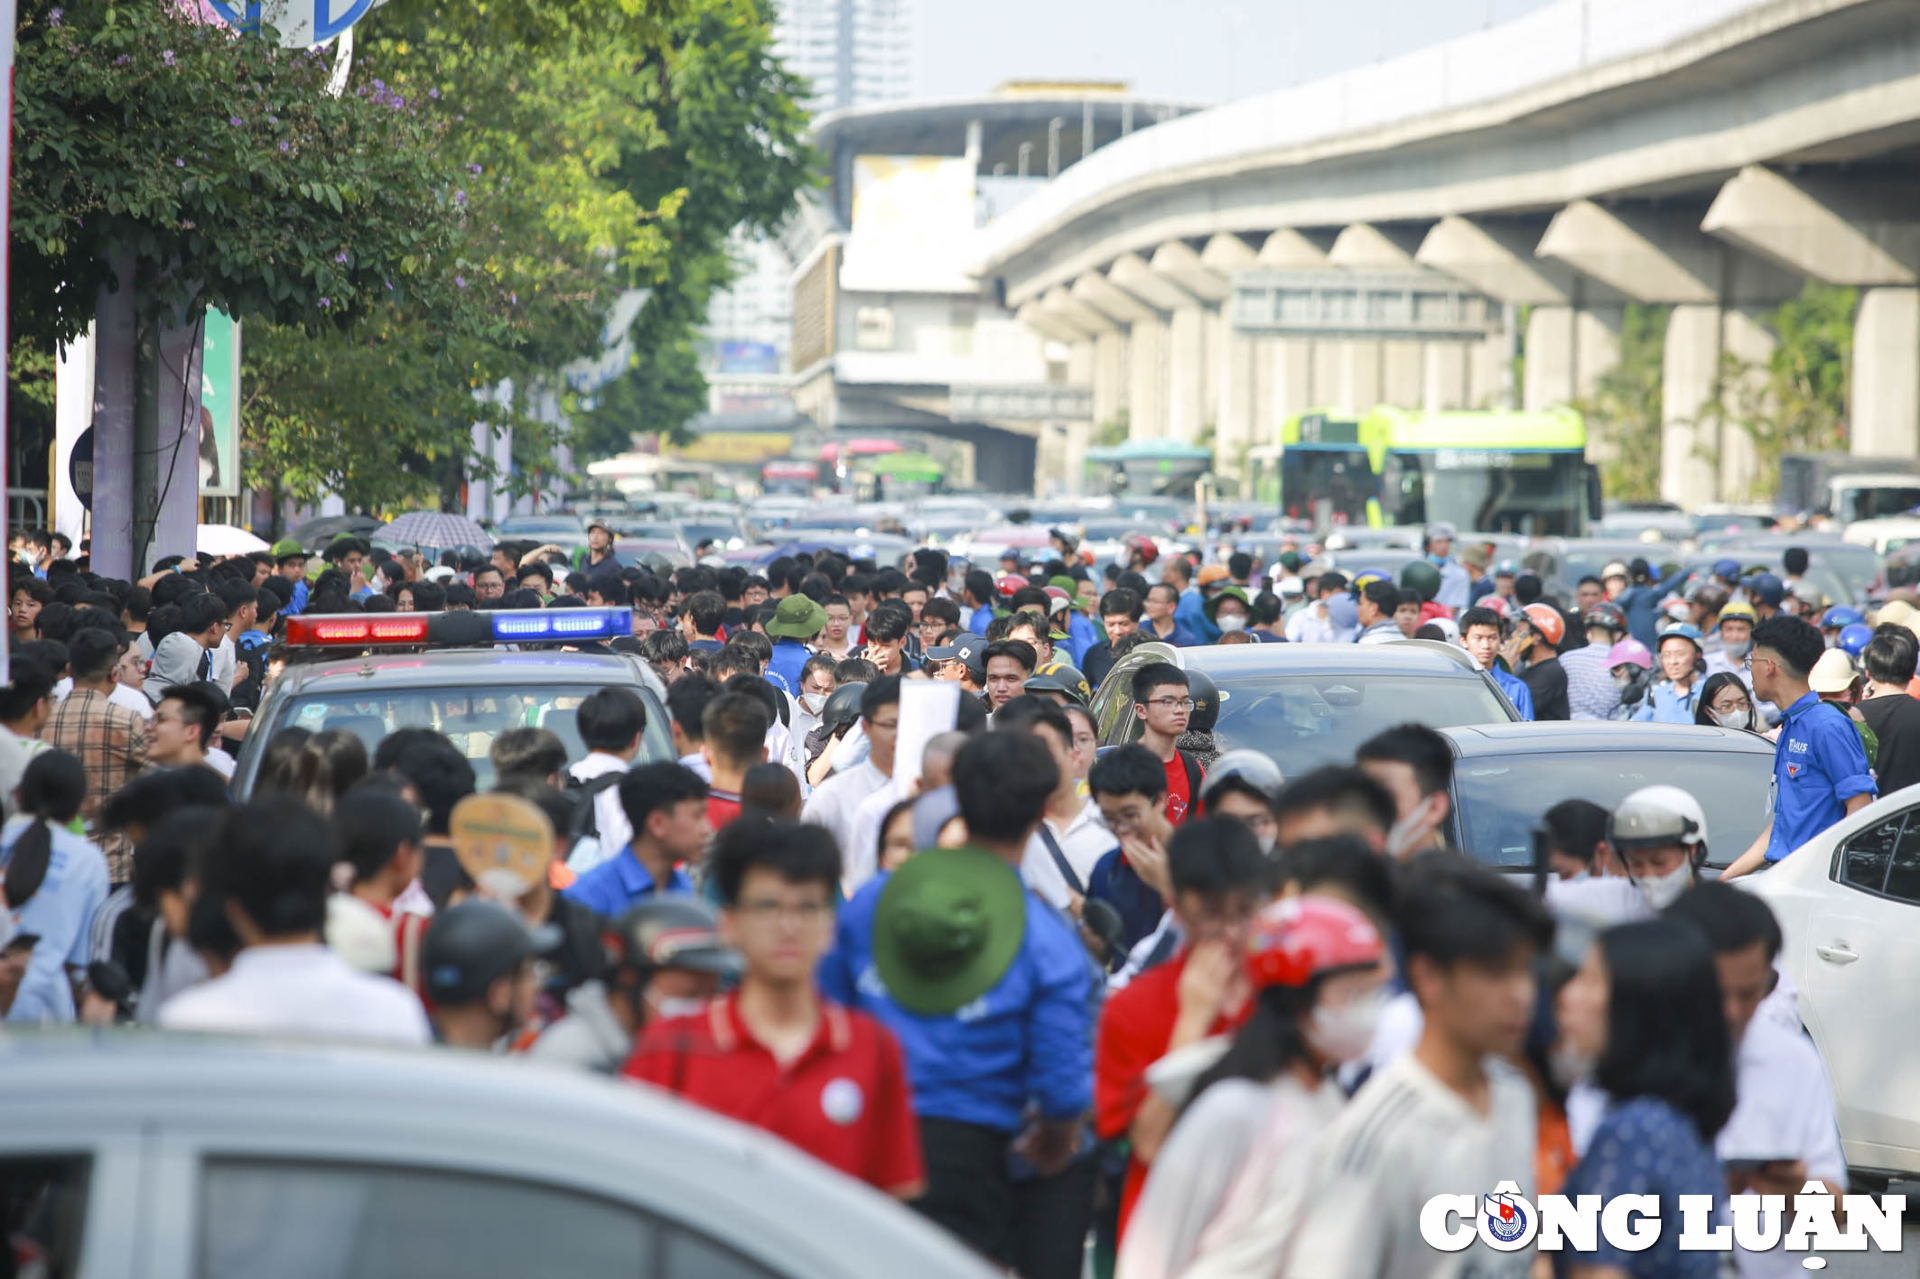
left=1777, top=453, right=1920, bottom=521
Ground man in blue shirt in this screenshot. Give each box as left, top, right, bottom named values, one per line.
left=1459, top=606, right=1535, bottom=720
left=1724, top=615, right=1877, bottom=879
left=820, top=730, right=1095, bottom=1278
left=961, top=568, right=1000, bottom=638
left=563, top=763, right=709, bottom=916
left=762, top=594, right=825, bottom=697
left=271, top=540, right=310, bottom=616
left=1140, top=584, right=1199, bottom=647
left=1162, top=559, right=1220, bottom=645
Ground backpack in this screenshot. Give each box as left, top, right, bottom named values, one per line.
left=562, top=771, right=625, bottom=842
left=1177, top=750, right=1204, bottom=820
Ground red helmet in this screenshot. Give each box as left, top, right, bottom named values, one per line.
left=1481, top=595, right=1511, bottom=617
left=1521, top=603, right=1566, bottom=647
left=1244, top=896, right=1385, bottom=991
left=1123, top=533, right=1160, bottom=566
left=995, top=573, right=1028, bottom=597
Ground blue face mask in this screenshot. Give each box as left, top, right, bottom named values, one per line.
left=1427, top=553, right=1448, bottom=567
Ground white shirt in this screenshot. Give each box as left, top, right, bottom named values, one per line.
left=157, top=943, right=430, bottom=1045
left=211, top=635, right=237, bottom=694
left=567, top=752, right=631, bottom=869
left=802, top=760, right=890, bottom=895
left=1282, top=1053, right=1536, bottom=1279
left=110, top=683, right=153, bottom=719
left=845, top=776, right=909, bottom=894
left=678, top=751, right=713, bottom=782
left=52, top=676, right=72, bottom=701
left=1718, top=1015, right=1847, bottom=1279
left=1121, top=1075, right=1345, bottom=1279
left=206, top=748, right=237, bottom=780
left=1020, top=800, right=1114, bottom=911
left=1284, top=602, right=1337, bottom=645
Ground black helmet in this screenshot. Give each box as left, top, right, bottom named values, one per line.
left=821, top=681, right=868, bottom=734
left=1185, top=667, right=1220, bottom=734
left=602, top=898, right=738, bottom=980
left=422, top=901, right=558, bottom=1006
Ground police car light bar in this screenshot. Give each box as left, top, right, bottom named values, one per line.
left=285, top=608, right=632, bottom=647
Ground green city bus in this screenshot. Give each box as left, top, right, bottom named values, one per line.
left=1248, top=405, right=1600, bottom=536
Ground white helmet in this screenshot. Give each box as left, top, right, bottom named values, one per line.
left=1609, top=785, right=1709, bottom=855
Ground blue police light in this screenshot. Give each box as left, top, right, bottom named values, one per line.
left=488, top=608, right=633, bottom=642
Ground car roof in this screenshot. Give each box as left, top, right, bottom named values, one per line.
left=2, top=1033, right=995, bottom=1279
left=274, top=648, right=652, bottom=696
left=1436, top=721, right=1777, bottom=757
left=1127, top=637, right=1488, bottom=679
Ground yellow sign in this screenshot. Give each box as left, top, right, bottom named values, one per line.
left=450, top=794, right=553, bottom=900
left=669, top=432, right=793, bottom=464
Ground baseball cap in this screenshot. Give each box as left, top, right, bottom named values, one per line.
left=927, top=632, right=986, bottom=676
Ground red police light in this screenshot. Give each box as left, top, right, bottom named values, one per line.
left=285, top=614, right=431, bottom=646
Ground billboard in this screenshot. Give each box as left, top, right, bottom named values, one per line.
left=717, top=340, right=781, bottom=375
left=199, top=310, right=241, bottom=497
left=842, top=156, right=977, bottom=293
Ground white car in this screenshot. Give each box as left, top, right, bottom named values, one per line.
left=1746, top=785, right=1920, bottom=1176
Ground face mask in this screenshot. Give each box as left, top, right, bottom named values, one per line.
left=1257, top=833, right=1277, bottom=857
left=1710, top=707, right=1751, bottom=730
left=1217, top=614, right=1248, bottom=634
left=1634, top=860, right=1694, bottom=911
left=1723, top=639, right=1753, bottom=661
left=1427, top=552, right=1448, bottom=567
left=799, top=693, right=826, bottom=715
left=1306, top=989, right=1386, bottom=1063
left=651, top=997, right=709, bottom=1021
left=1549, top=1040, right=1595, bottom=1091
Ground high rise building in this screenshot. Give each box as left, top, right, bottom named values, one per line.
left=774, top=0, right=915, bottom=115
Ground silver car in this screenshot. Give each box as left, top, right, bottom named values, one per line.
left=0, top=1033, right=996, bottom=1279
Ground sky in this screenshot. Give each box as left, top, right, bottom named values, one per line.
left=916, top=0, right=1560, bottom=104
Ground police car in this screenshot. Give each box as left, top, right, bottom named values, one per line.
left=231, top=608, right=674, bottom=799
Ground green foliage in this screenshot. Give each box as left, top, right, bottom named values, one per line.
left=1709, top=283, right=1856, bottom=499
left=1574, top=304, right=1669, bottom=502
left=11, top=0, right=501, bottom=346
left=1096, top=411, right=1130, bottom=448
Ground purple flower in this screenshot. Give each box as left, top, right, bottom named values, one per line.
left=391, top=96, right=405, bottom=110
left=162, top=49, right=175, bottom=66
left=428, top=88, right=440, bottom=100
left=113, top=54, right=128, bottom=65
left=267, top=115, right=277, bottom=124
left=175, top=158, right=185, bottom=167
left=229, top=116, right=242, bottom=127
left=510, top=292, right=517, bottom=304
left=47, top=8, right=62, bottom=26
left=453, top=190, right=466, bottom=206
left=372, top=79, right=384, bottom=91
left=385, top=280, right=394, bottom=290
left=334, top=251, right=348, bottom=263
left=456, top=275, right=467, bottom=288
left=318, top=298, right=331, bottom=309
left=278, top=140, right=289, bottom=152
left=467, top=163, right=481, bottom=175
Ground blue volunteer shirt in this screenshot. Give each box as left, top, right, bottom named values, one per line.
left=562, top=848, right=694, bottom=916
left=818, top=866, right=1095, bottom=1133
left=1768, top=691, right=1877, bottom=862
left=968, top=603, right=997, bottom=636
left=765, top=636, right=811, bottom=697
left=1488, top=665, right=1535, bottom=721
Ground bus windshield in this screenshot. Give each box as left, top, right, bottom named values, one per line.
left=1380, top=449, right=1586, bottom=535
left=1280, top=448, right=1374, bottom=527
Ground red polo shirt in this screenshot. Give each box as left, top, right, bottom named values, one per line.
left=623, top=993, right=925, bottom=1197
left=1094, top=949, right=1252, bottom=1242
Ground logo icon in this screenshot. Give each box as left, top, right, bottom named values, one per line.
left=820, top=1078, right=865, bottom=1125
left=1484, top=1190, right=1530, bottom=1245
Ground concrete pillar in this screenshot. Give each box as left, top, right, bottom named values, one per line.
left=1853, top=287, right=1920, bottom=458
left=1382, top=339, right=1423, bottom=407
left=1167, top=305, right=1207, bottom=444
left=1662, top=305, right=1723, bottom=509
left=1470, top=331, right=1508, bottom=410
left=1524, top=305, right=1577, bottom=411
left=1257, top=228, right=1334, bottom=270
left=1719, top=309, right=1774, bottom=501
left=1067, top=339, right=1095, bottom=387
left=1150, top=241, right=1232, bottom=305
left=1128, top=313, right=1167, bottom=438
left=1223, top=334, right=1257, bottom=470
left=1574, top=307, right=1624, bottom=400
left=1274, top=338, right=1316, bottom=424
left=1060, top=417, right=1091, bottom=496
left=1204, top=305, right=1227, bottom=437
left=1093, top=330, right=1127, bottom=428
left=1423, top=343, right=1470, bottom=411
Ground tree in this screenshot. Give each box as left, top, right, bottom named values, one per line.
left=1573, top=303, right=1669, bottom=502
left=1708, top=283, right=1855, bottom=499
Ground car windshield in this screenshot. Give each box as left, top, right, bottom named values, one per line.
left=1202, top=674, right=1510, bottom=777
left=273, top=686, right=673, bottom=788
left=1453, top=748, right=1771, bottom=869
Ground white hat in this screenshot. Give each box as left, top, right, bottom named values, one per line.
left=424, top=565, right=456, bottom=583
left=1277, top=575, right=1305, bottom=597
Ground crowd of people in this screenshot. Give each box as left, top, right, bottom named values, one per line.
left=0, top=516, right=1894, bottom=1278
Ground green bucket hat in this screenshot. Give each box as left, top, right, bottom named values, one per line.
left=1203, top=584, right=1251, bottom=625
left=872, top=847, right=1027, bottom=1015
left=270, top=538, right=306, bottom=561
left=1046, top=574, right=1077, bottom=595
left=765, top=592, right=827, bottom=639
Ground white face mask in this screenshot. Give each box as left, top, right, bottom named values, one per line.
left=1723, top=639, right=1753, bottom=661
left=1709, top=707, right=1750, bottom=730
left=651, top=996, right=710, bottom=1021
left=1634, top=860, right=1694, bottom=911
left=1306, top=988, right=1386, bottom=1063
left=1216, top=614, right=1248, bottom=634
left=799, top=692, right=826, bottom=715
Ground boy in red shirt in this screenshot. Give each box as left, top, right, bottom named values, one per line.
left=700, top=687, right=770, bottom=832
left=625, top=817, right=924, bottom=1197
left=1132, top=662, right=1202, bottom=824
left=1094, top=816, right=1274, bottom=1243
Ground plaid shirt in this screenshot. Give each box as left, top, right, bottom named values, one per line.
left=41, top=688, right=149, bottom=883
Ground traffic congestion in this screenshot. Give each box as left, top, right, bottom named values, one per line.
left=0, top=494, right=1916, bottom=1277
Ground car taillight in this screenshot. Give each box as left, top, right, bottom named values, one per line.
left=285, top=614, right=431, bottom=646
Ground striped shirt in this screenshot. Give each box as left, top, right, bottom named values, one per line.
left=1560, top=641, right=1622, bottom=722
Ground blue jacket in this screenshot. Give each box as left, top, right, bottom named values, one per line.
left=561, top=849, right=693, bottom=918
left=968, top=603, right=998, bottom=636
left=1175, top=588, right=1220, bottom=645
left=819, top=864, right=1096, bottom=1132
left=1615, top=585, right=1662, bottom=651
left=765, top=637, right=811, bottom=697
left=1489, top=665, right=1535, bottom=721
left=1063, top=611, right=1098, bottom=667
left=1143, top=618, right=1202, bottom=648
left=1633, top=679, right=1701, bottom=725
left=286, top=579, right=310, bottom=617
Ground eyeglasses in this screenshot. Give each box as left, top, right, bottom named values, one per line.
left=1147, top=697, right=1195, bottom=711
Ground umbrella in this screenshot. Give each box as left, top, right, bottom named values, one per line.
left=196, top=524, right=268, bottom=557
left=376, top=512, right=491, bottom=551
left=292, top=514, right=382, bottom=549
